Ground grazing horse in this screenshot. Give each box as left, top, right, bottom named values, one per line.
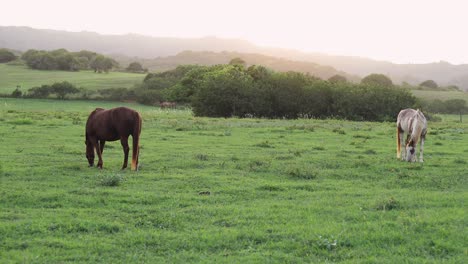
left=85, top=107, right=142, bottom=170
left=159, top=101, right=176, bottom=109
left=396, top=108, right=427, bottom=162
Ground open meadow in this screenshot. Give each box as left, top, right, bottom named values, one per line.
left=0, top=64, right=145, bottom=94
left=0, top=98, right=466, bottom=263
left=411, top=89, right=468, bottom=102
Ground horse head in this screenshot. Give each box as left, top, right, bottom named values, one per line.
left=405, top=140, right=417, bottom=162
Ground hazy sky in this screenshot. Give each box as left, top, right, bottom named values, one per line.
left=2, top=0, right=467, bottom=64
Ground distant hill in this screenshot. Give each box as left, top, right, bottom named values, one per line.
left=264, top=49, right=468, bottom=90
left=112, top=51, right=360, bottom=81
left=0, top=26, right=259, bottom=57
left=1, top=26, right=467, bottom=90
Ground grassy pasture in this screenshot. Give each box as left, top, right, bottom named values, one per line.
left=0, top=98, right=466, bottom=263
left=411, top=89, right=468, bottom=102
left=0, top=64, right=145, bottom=93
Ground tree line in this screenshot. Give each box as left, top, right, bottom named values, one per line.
left=131, top=63, right=418, bottom=121
left=20, top=49, right=119, bottom=72
left=7, top=60, right=466, bottom=120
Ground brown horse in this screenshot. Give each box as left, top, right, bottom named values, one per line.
left=85, top=107, right=142, bottom=170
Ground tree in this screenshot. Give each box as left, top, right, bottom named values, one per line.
left=28, top=85, right=52, bottom=98
left=419, top=80, right=438, bottom=89
left=247, top=65, right=271, bottom=81
left=126, top=62, right=145, bottom=72
left=0, top=49, right=17, bottom=63
left=361, top=73, right=393, bottom=88
left=51, top=81, right=80, bottom=99
left=11, top=87, right=22, bottom=98
left=192, top=65, right=254, bottom=117
left=90, top=55, right=116, bottom=73
left=229, top=57, right=246, bottom=67
left=328, top=74, right=347, bottom=83
left=444, top=99, right=467, bottom=114
left=427, top=99, right=446, bottom=113
left=443, top=99, right=467, bottom=122
left=56, top=53, right=79, bottom=71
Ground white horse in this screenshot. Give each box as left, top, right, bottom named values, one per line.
left=396, top=109, right=427, bottom=162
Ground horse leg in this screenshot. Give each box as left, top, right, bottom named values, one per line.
left=397, top=127, right=403, bottom=159
left=92, top=138, right=103, bottom=169
left=400, top=132, right=406, bottom=160
left=120, top=136, right=130, bottom=170
left=419, top=135, right=425, bottom=162
left=99, top=140, right=105, bottom=155
left=131, top=116, right=142, bottom=171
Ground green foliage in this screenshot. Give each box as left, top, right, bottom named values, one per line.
left=328, top=74, right=347, bottom=83
left=375, top=197, right=400, bottom=211
left=419, top=80, right=438, bottom=89
left=99, top=174, right=125, bottom=187
left=187, top=65, right=414, bottom=120
left=27, top=81, right=79, bottom=99
left=134, top=65, right=203, bottom=104
left=332, top=83, right=416, bottom=121
left=229, top=57, right=246, bottom=67
left=11, top=87, right=22, bottom=98
left=90, top=54, right=118, bottom=73
left=422, top=98, right=467, bottom=114
left=192, top=65, right=255, bottom=117
left=21, top=49, right=117, bottom=72
left=51, top=81, right=80, bottom=99
left=444, top=99, right=467, bottom=114
left=126, top=62, right=145, bottom=73
left=0, top=48, right=17, bottom=63
left=27, top=85, right=52, bottom=98
left=361, top=73, right=393, bottom=88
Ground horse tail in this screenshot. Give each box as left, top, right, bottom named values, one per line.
left=396, top=125, right=401, bottom=158
left=131, top=112, right=142, bottom=171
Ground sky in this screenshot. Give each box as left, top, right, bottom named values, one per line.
left=1, top=0, right=467, bottom=64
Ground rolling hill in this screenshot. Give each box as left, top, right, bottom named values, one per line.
left=1, top=26, right=467, bottom=90
left=0, top=64, right=144, bottom=94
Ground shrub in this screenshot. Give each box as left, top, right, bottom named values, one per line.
left=285, top=166, right=318, bottom=180
left=11, top=88, right=22, bottom=98
left=99, top=174, right=124, bottom=187
left=126, top=62, right=146, bottom=73
left=375, top=197, right=400, bottom=211
left=28, top=82, right=79, bottom=99
left=0, top=49, right=17, bottom=63
left=28, top=85, right=52, bottom=98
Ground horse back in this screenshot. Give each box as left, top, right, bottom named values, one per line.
left=397, top=108, right=427, bottom=135
left=86, top=107, right=141, bottom=141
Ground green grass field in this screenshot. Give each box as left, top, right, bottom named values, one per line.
left=0, top=64, right=145, bottom=94
left=0, top=98, right=466, bottom=262
left=412, top=89, right=468, bottom=102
